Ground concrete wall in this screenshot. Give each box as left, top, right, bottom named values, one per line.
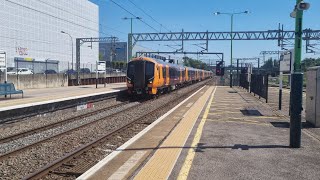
left=1, top=72, right=127, bottom=90
left=68, top=72, right=126, bottom=79
left=6, top=74, right=68, bottom=90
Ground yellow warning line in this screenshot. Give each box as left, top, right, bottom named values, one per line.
left=210, top=111, right=242, bottom=114
left=177, top=87, right=217, bottom=180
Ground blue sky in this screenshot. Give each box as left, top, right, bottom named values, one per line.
left=90, top=0, right=320, bottom=65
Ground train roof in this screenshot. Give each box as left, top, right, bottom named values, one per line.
left=131, top=56, right=211, bottom=72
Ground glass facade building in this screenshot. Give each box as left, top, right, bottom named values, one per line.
left=0, top=0, right=99, bottom=72
left=99, top=42, right=127, bottom=62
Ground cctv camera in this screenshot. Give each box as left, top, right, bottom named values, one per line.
left=297, top=1, right=310, bottom=10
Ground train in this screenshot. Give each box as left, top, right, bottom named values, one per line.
left=126, top=56, right=213, bottom=95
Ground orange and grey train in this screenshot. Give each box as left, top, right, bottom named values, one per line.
left=126, top=57, right=212, bottom=95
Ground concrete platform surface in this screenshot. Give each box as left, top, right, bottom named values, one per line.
left=171, top=87, right=320, bottom=180
left=79, top=86, right=320, bottom=180
left=0, top=83, right=126, bottom=110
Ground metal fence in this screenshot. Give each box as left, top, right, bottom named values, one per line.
left=1, top=60, right=127, bottom=89
left=250, top=74, right=269, bottom=103
left=239, top=73, right=250, bottom=91
left=239, top=73, right=269, bottom=102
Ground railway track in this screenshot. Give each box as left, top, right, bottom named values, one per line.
left=0, top=101, right=130, bottom=145
left=0, top=94, right=120, bottom=125
left=0, top=80, right=211, bottom=179
left=0, top=101, right=143, bottom=159
left=25, top=83, right=208, bottom=179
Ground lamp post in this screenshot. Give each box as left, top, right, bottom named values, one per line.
left=214, top=11, right=249, bottom=87
left=61, top=31, right=74, bottom=70
left=289, top=0, right=310, bottom=148
left=123, top=17, right=142, bottom=63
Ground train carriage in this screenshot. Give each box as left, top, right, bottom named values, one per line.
left=127, top=57, right=212, bottom=95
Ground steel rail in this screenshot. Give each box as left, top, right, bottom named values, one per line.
left=0, top=101, right=130, bottom=144
left=23, top=83, right=208, bottom=180
left=0, top=100, right=146, bottom=160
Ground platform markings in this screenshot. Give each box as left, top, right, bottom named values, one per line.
left=210, top=111, right=242, bottom=115
left=206, top=119, right=271, bottom=126
left=108, top=151, right=147, bottom=180
left=77, top=86, right=207, bottom=180
left=186, top=102, right=194, bottom=108
left=177, top=86, right=217, bottom=180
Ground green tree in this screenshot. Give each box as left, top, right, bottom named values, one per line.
left=182, top=56, right=210, bottom=70
left=119, top=62, right=124, bottom=69
left=301, top=58, right=320, bottom=72
left=99, top=53, right=104, bottom=61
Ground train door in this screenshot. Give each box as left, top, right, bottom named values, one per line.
left=185, top=68, right=188, bottom=82
left=166, top=65, right=169, bottom=85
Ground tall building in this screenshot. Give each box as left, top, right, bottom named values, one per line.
left=99, top=42, right=127, bottom=62
left=0, top=0, right=99, bottom=72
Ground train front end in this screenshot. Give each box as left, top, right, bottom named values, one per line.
left=126, top=58, right=155, bottom=95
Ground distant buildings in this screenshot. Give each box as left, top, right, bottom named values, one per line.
left=0, top=0, right=99, bottom=72
left=99, top=42, right=127, bottom=62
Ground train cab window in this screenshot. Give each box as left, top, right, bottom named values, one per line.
left=127, top=62, right=135, bottom=80
left=145, top=61, right=155, bottom=80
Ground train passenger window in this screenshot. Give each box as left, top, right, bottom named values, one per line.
left=169, top=67, right=174, bottom=78
left=163, top=67, right=166, bottom=78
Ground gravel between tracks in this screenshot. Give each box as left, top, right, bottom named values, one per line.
left=0, top=102, right=139, bottom=155
left=0, top=81, right=208, bottom=179
left=0, top=97, right=121, bottom=139
left=46, top=101, right=180, bottom=180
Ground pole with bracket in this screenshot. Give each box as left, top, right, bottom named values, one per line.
left=96, top=61, right=98, bottom=89
left=230, top=14, right=234, bottom=88
left=279, top=71, right=283, bottom=110
left=289, top=0, right=309, bottom=148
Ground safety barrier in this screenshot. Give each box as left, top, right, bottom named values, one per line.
left=250, top=74, right=269, bottom=103
left=239, top=74, right=250, bottom=91
left=68, top=76, right=126, bottom=86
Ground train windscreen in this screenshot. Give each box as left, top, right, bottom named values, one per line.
left=145, top=61, right=154, bottom=80
left=127, top=62, right=135, bottom=80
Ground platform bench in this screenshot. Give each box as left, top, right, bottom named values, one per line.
left=0, top=83, right=23, bottom=98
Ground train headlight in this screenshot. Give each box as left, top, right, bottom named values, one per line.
left=148, top=77, right=154, bottom=84
left=128, top=80, right=131, bottom=84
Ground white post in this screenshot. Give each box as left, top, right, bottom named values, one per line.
left=4, top=66, right=7, bottom=83
left=96, top=61, right=98, bottom=89
left=104, top=61, right=106, bottom=87
left=279, top=71, right=283, bottom=110
left=279, top=72, right=283, bottom=91
left=0, top=52, right=7, bottom=83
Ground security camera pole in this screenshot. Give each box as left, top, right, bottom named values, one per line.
left=290, top=0, right=310, bottom=148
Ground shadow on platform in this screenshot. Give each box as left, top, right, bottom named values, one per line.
left=119, top=143, right=290, bottom=152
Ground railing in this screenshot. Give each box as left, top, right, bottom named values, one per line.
left=239, top=74, right=249, bottom=91
left=68, top=76, right=126, bottom=86
left=250, top=74, right=269, bottom=103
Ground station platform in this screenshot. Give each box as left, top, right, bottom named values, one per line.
left=79, top=86, right=320, bottom=180
left=0, top=83, right=126, bottom=121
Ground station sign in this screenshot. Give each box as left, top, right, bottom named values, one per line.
left=280, top=49, right=294, bottom=73
left=0, top=52, right=6, bottom=67
left=97, top=61, right=106, bottom=71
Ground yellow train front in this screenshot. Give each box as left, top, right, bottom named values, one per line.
left=126, top=57, right=212, bottom=95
